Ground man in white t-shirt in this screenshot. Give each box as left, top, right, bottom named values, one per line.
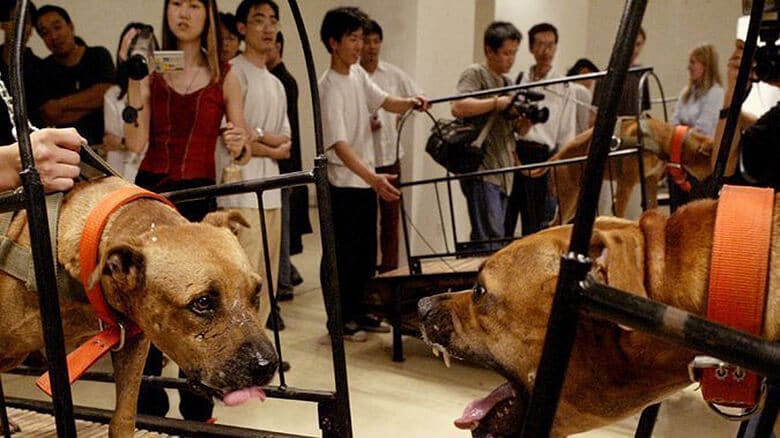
left=359, top=18, right=420, bottom=274
left=216, top=0, right=291, bottom=328
left=318, top=7, right=428, bottom=341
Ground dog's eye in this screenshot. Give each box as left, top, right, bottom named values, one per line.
left=190, top=293, right=218, bottom=315
left=251, top=284, right=262, bottom=310
left=472, top=283, right=486, bottom=302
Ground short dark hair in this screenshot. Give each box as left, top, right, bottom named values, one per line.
left=219, top=12, right=241, bottom=39
left=0, top=0, right=36, bottom=22
left=34, top=4, right=70, bottom=31
left=364, top=19, right=383, bottom=41
left=276, top=30, right=284, bottom=57
left=567, top=58, right=599, bottom=77
left=528, top=22, right=558, bottom=46
left=236, top=0, right=279, bottom=24
left=319, top=7, right=369, bottom=54
left=483, top=21, right=521, bottom=53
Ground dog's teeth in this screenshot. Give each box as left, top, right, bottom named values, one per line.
left=432, top=347, right=440, bottom=357
left=442, top=350, right=451, bottom=368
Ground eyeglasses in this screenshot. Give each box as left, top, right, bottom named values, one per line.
left=250, top=15, right=278, bottom=29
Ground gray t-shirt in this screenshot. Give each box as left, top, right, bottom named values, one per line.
left=456, top=63, right=514, bottom=193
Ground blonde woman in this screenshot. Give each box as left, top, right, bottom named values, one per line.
left=671, top=43, right=724, bottom=136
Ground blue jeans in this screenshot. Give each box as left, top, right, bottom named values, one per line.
left=459, top=178, right=507, bottom=251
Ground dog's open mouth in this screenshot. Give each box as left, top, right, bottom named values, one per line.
left=455, top=381, right=524, bottom=438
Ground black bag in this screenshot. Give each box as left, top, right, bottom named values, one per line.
left=425, top=113, right=497, bottom=174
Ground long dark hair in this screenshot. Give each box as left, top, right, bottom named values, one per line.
left=162, top=0, right=222, bottom=82
left=115, top=22, right=158, bottom=100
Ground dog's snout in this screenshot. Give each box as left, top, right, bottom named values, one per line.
left=418, top=296, right=435, bottom=321
left=227, top=341, right=279, bottom=387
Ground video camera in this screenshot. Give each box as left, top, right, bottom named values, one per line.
left=501, top=89, right=550, bottom=124
left=743, top=0, right=780, bottom=82
left=126, top=24, right=156, bottom=80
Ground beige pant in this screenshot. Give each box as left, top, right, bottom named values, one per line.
left=233, top=207, right=281, bottom=322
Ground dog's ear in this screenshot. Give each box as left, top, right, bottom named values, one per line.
left=88, top=243, right=146, bottom=294
left=588, top=226, right=647, bottom=299
left=202, top=210, right=250, bottom=236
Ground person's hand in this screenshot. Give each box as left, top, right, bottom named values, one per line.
left=31, top=128, right=84, bottom=192
left=496, top=94, right=513, bottom=112
left=39, top=99, right=64, bottom=125
left=411, top=96, right=430, bottom=112
left=370, top=113, right=382, bottom=131
left=221, top=122, right=246, bottom=157
left=118, top=28, right=138, bottom=63
left=514, top=115, right=533, bottom=135
left=371, top=173, right=400, bottom=201
left=275, top=141, right=292, bottom=160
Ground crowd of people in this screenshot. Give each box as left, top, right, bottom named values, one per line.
left=1, top=0, right=778, bottom=427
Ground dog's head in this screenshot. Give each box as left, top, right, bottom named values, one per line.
left=418, top=217, right=685, bottom=437
left=91, top=212, right=277, bottom=404
left=642, top=117, right=714, bottom=181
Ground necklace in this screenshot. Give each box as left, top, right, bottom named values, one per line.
left=181, top=67, right=202, bottom=95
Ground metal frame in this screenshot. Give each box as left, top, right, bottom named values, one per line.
left=0, top=0, right=354, bottom=436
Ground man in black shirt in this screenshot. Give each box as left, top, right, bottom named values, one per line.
left=0, top=0, right=46, bottom=145
left=34, top=4, right=114, bottom=147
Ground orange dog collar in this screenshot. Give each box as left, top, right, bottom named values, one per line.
left=37, top=186, right=175, bottom=397
left=700, top=185, right=774, bottom=410
left=667, top=125, right=691, bottom=192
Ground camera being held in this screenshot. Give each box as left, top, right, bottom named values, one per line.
left=501, top=89, right=550, bottom=124
left=126, top=24, right=156, bottom=80
left=743, top=0, right=780, bottom=82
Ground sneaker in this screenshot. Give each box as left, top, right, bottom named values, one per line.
left=290, top=266, right=304, bottom=286
left=355, top=314, right=391, bottom=333
left=343, top=321, right=368, bottom=342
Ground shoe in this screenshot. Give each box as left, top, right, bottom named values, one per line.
left=276, top=288, right=294, bottom=302
left=290, top=266, right=303, bottom=286
left=355, top=314, right=390, bottom=333
left=343, top=321, right=368, bottom=342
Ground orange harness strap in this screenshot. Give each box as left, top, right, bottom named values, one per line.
left=37, top=186, right=175, bottom=396
left=667, top=125, right=692, bottom=192
left=701, top=185, right=774, bottom=408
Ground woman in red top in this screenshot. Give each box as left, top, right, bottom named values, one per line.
left=120, top=0, right=249, bottom=422
left=123, top=0, right=248, bottom=221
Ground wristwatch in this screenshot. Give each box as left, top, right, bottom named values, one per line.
left=255, top=127, right=265, bottom=141
left=122, top=104, right=141, bottom=126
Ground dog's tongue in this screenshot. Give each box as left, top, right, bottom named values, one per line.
left=222, top=387, right=267, bottom=406
left=454, top=382, right=515, bottom=430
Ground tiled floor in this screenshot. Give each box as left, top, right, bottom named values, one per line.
left=2, top=209, right=743, bottom=437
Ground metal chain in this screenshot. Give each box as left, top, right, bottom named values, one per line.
left=0, top=77, right=38, bottom=141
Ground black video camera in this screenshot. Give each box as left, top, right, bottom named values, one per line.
left=502, top=89, right=550, bottom=124
left=743, top=0, right=780, bottom=82
left=126, top=24, right=156, bottom=80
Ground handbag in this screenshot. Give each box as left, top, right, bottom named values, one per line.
left=425, top=112, right=497, bottom=174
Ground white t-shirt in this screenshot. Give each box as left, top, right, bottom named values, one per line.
left=517, top=67, right=577, bottom=152
left=103, top=85, right=143, bottom=181
left=215, top=55, right=290, bottom=210
left=362, top=61, right=419, bottom=167
left=319, top=64, right=388, bottom=188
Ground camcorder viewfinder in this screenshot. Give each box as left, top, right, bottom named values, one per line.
left=502, top=89, right=550, bottom=124
left=742, top=0, right=780, bottom=82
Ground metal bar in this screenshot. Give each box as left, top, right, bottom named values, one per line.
left=0, top=191, right=24, bottom=214
left=0, top=378, right=10, bottom=438
left=400, top=148, right=642, bottom=188
left=256, top=195, right=287, bottom=388
left=4, top=397, right=309, bottom=438
left=7, top=367, right=336, bottom=404
left=10, top=1, right=75, bottom=436
left=578, top=278, right=780, bottom=379
left=634, top=403, right=660, bottom=438
left=286, top=0, right=352, bottom=436
left=163, top=171, right=314, bottom=203
left=520, top=1, right=648, bottom=436
left=427, top=66, right=653, bottom=105
left=445, top=176, right=460, bottom=255
left=709, top=0, right=765, bottom=198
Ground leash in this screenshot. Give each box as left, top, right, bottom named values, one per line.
left=667, top=125, right=692, bottom=192
left=36, top=186, right=176, bottom=396
left=689, top=185, right=774, bottom=419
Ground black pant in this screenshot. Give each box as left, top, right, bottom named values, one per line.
left=505, top=141, right=552, bottom=236
left=134, top=171, right=215, bottom=421
left=320, top=185, right=377, bottom=328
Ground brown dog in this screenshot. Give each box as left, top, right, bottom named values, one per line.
left=0, top=176, right=278, bottom=436
left=542, top=116, right=714, bottom=224
left=419, top=195, right=780, bottom=437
